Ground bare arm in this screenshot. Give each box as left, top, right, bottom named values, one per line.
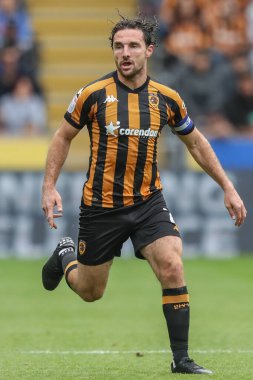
left=42, top=119, right=80, bottom=229
left=179, top=128, right=247, bottom=226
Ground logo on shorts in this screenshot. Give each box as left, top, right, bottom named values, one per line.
left=173, top=224, right=179, bottom=233
left=79, top=240, right=86, bottom=255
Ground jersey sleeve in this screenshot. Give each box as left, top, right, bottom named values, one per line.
left=167, top=92, right=195, bottom=135
left=64, top=86, right=94, bottom=129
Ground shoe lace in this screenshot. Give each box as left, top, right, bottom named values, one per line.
left=182, top=357, right=202, bottom=369
left=184, top=358, right=194, bottom=363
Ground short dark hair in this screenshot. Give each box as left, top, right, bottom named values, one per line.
left=109, top=13, right=159, bottom=48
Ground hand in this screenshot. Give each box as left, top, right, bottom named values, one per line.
left=224, top=187, right=247, bottom=227
left=42, top=187, right=63, bottom=229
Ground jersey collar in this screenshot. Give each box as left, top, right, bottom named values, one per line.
left=113, top=71, right=150, bottom=93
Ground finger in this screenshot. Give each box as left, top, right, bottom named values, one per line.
left=240, top=204, right=247, bottom=225
left=234, top=207, right=243, bottom=227
left=47, top=216, right=57, bottom=229
left=232, top=209, right=240, bottom=227
left=42, top=206, right=47, bottom=215
left=48, top=211, right=63, bottom=228
left=46, top=205, right=55, bottom=226
left=242, top=204, right=247, bottom=219
left=55, top=197, right=63, bottom=214
left=235, top=216, right=241, bottom=227
left=53, top=213, right=63, bottom=219
left=226, top=206, right=235, bottom=221
left=227, top=205, right=241, bottom=227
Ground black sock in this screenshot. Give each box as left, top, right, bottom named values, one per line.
left=162, top=286, right=190, bottom=363
left=61, top=249, right=77, bottom=288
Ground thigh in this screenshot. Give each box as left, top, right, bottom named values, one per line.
left=76, top=259, right=113, bottom=294
left=130, top=192, right=181, bottom=259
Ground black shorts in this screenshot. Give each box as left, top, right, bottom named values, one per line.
left=77, top=191, right=181, bottom=265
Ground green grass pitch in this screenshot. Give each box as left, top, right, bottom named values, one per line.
left=0, top=257, right=253, bottom=379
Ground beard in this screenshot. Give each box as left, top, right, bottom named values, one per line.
left=116, top=60, right=143, bottom=80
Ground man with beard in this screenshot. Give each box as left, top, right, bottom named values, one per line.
left=41, top=14, right=246, bottom=375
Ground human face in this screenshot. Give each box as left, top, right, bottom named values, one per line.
left=112, top=28, right=154, bottom=85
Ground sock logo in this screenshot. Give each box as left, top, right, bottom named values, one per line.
left=79, top=240, right=86, bottom=255
left=173, top=302, right=189, bottom=310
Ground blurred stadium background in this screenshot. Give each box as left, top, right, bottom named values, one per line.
left=0, top=1, right=253, bottom=379
left=0, top=0, right=252, bottom=258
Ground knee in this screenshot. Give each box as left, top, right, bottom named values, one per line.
left=77, top=287, right=104, bottom=302
left=159, top=256, right=184, bottom=286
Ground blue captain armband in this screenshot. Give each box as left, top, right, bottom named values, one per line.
left=173, top=115, right=195, bottom=135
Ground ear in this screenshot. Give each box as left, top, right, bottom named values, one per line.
left=146, top=44, right=154, bottom=58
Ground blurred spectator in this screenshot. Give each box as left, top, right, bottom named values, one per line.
left=230, top=50, right=252, bottom=76
left=144, top=0, right=253, bottom=139
left=246, top=0, right=253, bottom=71
left=158, top=0, right=249, bottom=62
left=160, top=0, right=208, bottom=64
left=0, top=0, right=39, bottom=82
left=200, top=113, right=236, bottom=139
left=224, top=71, right=253, bottom=136
left=138, top=0, right=168, bottom=40
left=0, top=0, right=33, bottom=51
left=0, top=76, right=47, bottom=136
left=201, top=0, right=249, bottom=59
left=153, top=48, right=187, bottom=89
left=0, top=46, right=20, bottom=95
left=139, top=0, right=163, bottom=17
left=175, top=49, right=235, bottom=119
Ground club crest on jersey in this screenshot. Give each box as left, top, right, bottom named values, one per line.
left=79, top=240, right=86, bottom=255
left=149, top=93, right=159, bottom=108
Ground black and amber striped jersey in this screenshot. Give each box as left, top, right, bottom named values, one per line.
left=64, top=71, right=194, bottom=208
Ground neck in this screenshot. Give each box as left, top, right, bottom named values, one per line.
left=117, top=69, right=148, bottom=90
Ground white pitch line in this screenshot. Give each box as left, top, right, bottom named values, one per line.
left=21, top=349, right=253, bottom=355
